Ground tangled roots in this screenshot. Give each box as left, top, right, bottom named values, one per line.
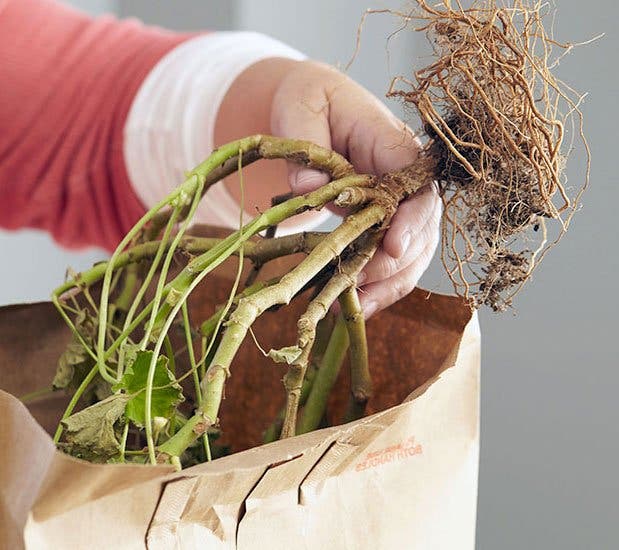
left=387, top=0, right=590, bottom=311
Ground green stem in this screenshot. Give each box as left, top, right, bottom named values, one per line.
left=198, top=277, right=280, bottom=340
left=279, top=233, right=380, bottom=438
left=199, top=337, right=207, bottom=380
left=149, top=174, right=370, bottom=338
left=182, top=303, right=201, bottom=406
left=198, top=205, right=384, bottom=442
left=146, top=127, right=357, bottom=240
left=145, top=149, right=259, bottom=240
left=163, top=335, right=176, bottom=377
left=144, top=147, right=255, bottom=464
left=263, top=357, right=319, bottom=444
left=182, top=301, right=211, bottom=461
left=157, top=412, right=209, bottom=460
left=118, top=422, right=130, bottom=463
left=51, top=295, right=98, bottom=364
left=339, top=286, right=372, bottom=422
left=115, top=265, right=139, bottom=312
left=140, top=180, right=205, bottom=349
left=104, top=304, right=153, bottom=360
left=297, top=315, right=349, bottom=435
left=116, top=206, right=181, bottom=379
left=142, top=231, right=250, bottom=464
left=141, top=183, right=204, bottom=464
left=53, top=364, right=99, bottom=443
left=263, top=314, right=333, bottom=442
left=95, top=176, right=201, bottom=385
left=19, top=387, right=54, bottom=404
left=52, top=232, right=325, bottom=299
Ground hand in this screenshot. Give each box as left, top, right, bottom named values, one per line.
left=216, top=59, right=441, bottom=318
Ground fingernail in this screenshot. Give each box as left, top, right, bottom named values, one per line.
left=357, top=271, right=367, bottom=285
left=294, top=168, right=328, bottom=194
left=291, top=168, right=302, bottom=193
left=400, top=232, right=412, bottom=256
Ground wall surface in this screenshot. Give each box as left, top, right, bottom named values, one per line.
left=117, top=0, right=233, bottom=30
left=64, top=0, right=113, bottom=14
left=2, top=1, right=617, bottom=548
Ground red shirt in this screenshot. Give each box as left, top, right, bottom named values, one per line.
left=0, top=0, right=189, bottom=250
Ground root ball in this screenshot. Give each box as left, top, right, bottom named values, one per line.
left=388, top=0, right=589, bottom=310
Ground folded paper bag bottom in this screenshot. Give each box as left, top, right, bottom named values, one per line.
left=0, top=280, right=480, bottom=549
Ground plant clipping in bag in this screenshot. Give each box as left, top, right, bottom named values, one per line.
left=38, top=0, right=590, bottom=469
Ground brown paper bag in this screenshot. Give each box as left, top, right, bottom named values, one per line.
left=0, top=277, right=479, bottom=549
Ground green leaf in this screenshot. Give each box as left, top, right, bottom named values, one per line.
left=115, top=350, right=184, bottom=428
left=61, top=394, right=130, bottom=462
left=267, top=345, right=303, bottom=364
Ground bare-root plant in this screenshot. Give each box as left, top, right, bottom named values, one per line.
left=49, top=0, right=590, bottom=468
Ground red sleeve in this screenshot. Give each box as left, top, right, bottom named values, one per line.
left=0, top=0, right=191, bottom=250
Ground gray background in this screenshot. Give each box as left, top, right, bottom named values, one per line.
left=1, top=1, right=616, bottom=548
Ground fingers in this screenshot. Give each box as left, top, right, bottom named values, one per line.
left=270, top=62, right=334, bottom=195
left=359, top=185, right=441, bottom=286
left=357, top=190, right=441, bottom=318
left=331, top=90, right=419, bottom=177
left=382, top=182, right=440, bottom=259
left=269, top=60, right=440, bottom=317
left=358, top=231, right=440, bottom=319
left=271, top=60, right=421, bottom=195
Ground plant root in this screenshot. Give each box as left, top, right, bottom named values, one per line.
left=385, top=0, right=590, bottom=310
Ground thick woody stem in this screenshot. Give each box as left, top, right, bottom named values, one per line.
left=198, top=277, right=281, bottom=341
left=147, top=134, right=354, bottom=237
left=245, top=191, right=294, bottom=286
left=146, top=149, right=262, bottom=239
left=198, top=206, right=385, bottom=426
left=156, top=206, right=384, bottom=460
left=148, top=174, right=371, bottom=338
left=339, top=286, right=372, bottom=422
left=262, top=315, right=332, bottom=443
left=335, top=186, right=386, bottom=209
left=280, top=234, right=380, bottom=438
left=296, top=315, right=349, bottom=435
left=54, top=232, right=326, bottom=298
left=258, top=138, right=354, bottom=179
left=157, top=412, right=210, bottom=460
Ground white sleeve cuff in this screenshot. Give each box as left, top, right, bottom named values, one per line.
left=123, top=31, right=334, bottom=235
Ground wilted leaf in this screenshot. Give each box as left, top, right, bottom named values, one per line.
left=61, top=394, right=130, bottom=462
left=53, top=340, right=90, bottom=389
left=121, top=343, right=139, bottom=369
left=267, top=345, right=303, bottom=364
left=53, top=308, right=100, bottom=395
left=115, top=350, right=184, bottom=428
